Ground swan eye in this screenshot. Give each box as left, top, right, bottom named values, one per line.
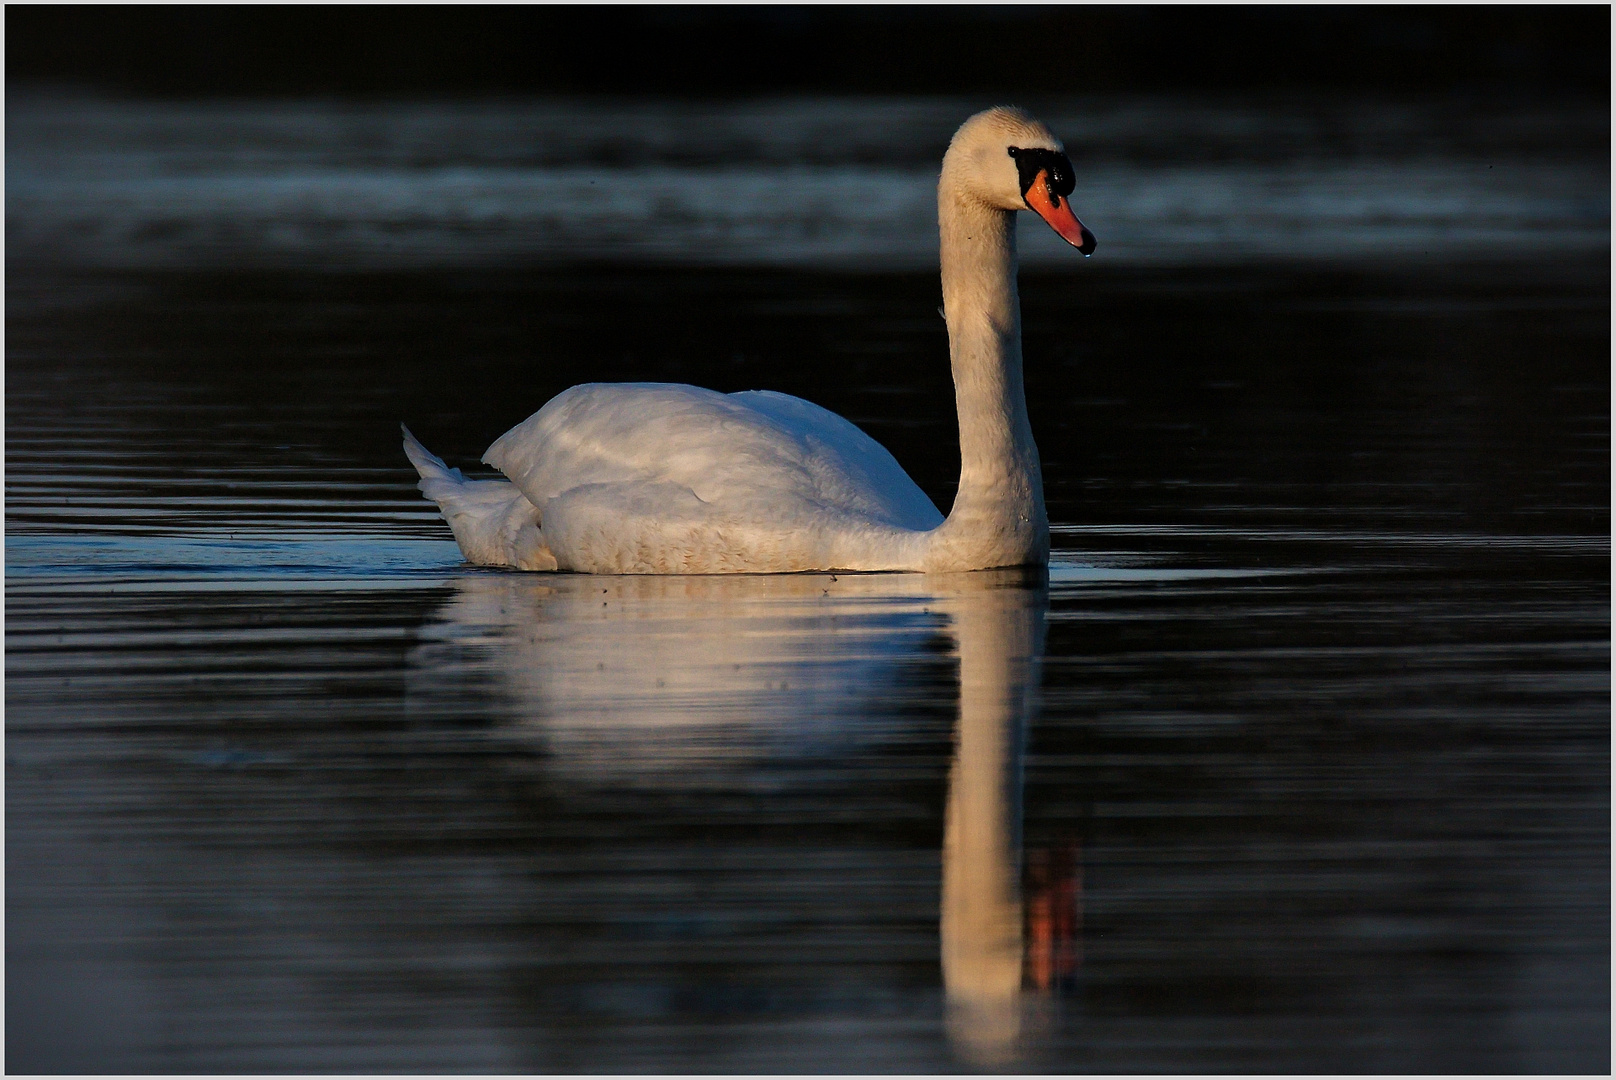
left=1048, top=158, right=1075, bottom=198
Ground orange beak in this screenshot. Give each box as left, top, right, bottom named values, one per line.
left=1025, top=171, right=1096, bottom=256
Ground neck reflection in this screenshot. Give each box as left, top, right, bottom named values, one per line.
left=937, top=568, right=1056, bottom=1066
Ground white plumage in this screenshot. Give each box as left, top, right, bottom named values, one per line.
left=406, top=107, right=1091, bottom=574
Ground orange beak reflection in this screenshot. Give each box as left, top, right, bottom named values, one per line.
left=1025, top=172, right=1096, bottom=256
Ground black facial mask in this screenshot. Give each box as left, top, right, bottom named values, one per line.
left=1007, top=146, right=1076, bottom=208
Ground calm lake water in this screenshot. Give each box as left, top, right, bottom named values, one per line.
left=6, top=95, right=1610, bottom=1072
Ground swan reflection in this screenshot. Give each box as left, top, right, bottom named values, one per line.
left=407, top=570, right=951, bottom=784
left=407, top=567, right=1077, bottom=1064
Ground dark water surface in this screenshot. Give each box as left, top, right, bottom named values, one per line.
left=6, top=96, right=1611, bottom=1073
left=9, top=94, right=1608, bottom=270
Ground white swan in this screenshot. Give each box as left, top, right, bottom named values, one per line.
left=404, top=107, right=1094, bottom=574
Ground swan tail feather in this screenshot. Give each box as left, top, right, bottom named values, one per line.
left=401, top=424, right=558, bottom=571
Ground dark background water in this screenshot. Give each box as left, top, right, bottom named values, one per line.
left=6, top=7, right=1610, bottom=1074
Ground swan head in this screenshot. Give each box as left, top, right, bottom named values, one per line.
left=943, top=107, right=1096, bottom=256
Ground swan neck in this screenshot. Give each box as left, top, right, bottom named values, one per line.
left=934, top=187, right=1047, bottom=567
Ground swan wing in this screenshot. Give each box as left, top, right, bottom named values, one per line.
left=727, top=390, right=944, bottom=530
left=484, top=383, right=942, bottom=532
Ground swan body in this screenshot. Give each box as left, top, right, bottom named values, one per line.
left=406, top=107, right=1093, bottom=574
left=404, top=384, right=941, bottom=573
